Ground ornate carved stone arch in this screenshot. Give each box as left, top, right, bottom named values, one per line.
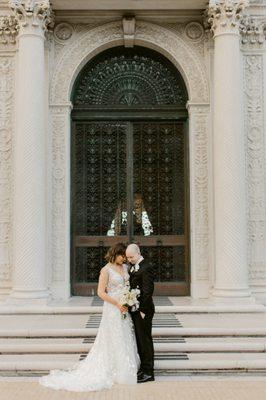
left=49, top=20, right=211, bottom=300
left=50, top=20, right=209, bottom=104
left=72, top=46, right=188, bottom=108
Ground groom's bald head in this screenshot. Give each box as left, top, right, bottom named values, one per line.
left=127, top=243, right=140, bottom=254
left=126, top=243, right=141, bottom=264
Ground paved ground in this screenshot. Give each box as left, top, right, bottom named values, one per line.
left=2, top=376, right=266, bottom=400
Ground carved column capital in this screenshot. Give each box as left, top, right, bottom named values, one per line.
left=9, top=0, right=54, bottom=34
left=207, top=0, right=249, bottom=36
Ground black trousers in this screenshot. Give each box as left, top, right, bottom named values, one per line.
left=131, top=310, right=154, bottom=376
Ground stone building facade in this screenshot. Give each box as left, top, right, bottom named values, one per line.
left=0, top=0, right=266, bottom=307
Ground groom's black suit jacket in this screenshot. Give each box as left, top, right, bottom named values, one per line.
left=128, top=259, right=155, bottom=315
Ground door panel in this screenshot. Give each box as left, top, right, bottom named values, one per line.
left=133, top=122, right=184, bottom=236
left=71, top=120, right=189, bottom=296
left=71, top=122, right=128, bottom=294
left=132, top=122, right=188, bottom=295
left=73, top=122, right=128, bottom=237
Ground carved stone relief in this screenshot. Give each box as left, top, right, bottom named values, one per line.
left=0, top=57, right=14, bottom=291
left=244, top=55, right=266, bottom=282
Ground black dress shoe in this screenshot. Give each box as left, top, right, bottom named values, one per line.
left=137, top=373, right=155, bottom=383
left=137, top=370, right=143, bottom=378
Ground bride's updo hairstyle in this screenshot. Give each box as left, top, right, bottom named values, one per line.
left=105, top=242, right=127, bottom=263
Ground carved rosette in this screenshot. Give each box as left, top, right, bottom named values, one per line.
left=54, top=22, right=73, bottom=43
left=207, top=0, right=249, bottom=36
left=9, top=0, right=54, bottom=34
left=185, top=22, right=204, bottom=42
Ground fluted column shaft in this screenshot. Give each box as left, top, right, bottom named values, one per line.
left=7, top=0, right=53, bottom=303
left=208, top=0, right=253, bottom=300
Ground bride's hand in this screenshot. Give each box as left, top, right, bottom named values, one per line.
left=116, top=303, right=128, bottom=313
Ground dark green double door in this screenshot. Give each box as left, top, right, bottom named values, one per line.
left=71, top=120, right=190, bottom=296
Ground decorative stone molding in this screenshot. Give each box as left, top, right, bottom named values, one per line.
left=0, top=15, right=19, bottom=44
left=9, top=0, right=54, bottom=34
left=54, top=22, right=73, bottom=43
left=49, top=103, right=72, bottom=286
left=207, top=0, right=249, bottom=36
left=0, top=57, right=14, bottom=291
left=187, top=103, right=210, bottom=283
left=240, top=16, right=266, bottom=44
left=49, top=21, right=210, bottom=298
left=244, top=55, right=266, bottom=281
left=51, top=21, right=209, bottom=104
left=122, top=16, right=135, bottom=47
left=249, top=0, right=266, bottom=4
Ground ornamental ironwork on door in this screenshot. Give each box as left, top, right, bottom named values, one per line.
left=71, top=46, right=189, bottom=296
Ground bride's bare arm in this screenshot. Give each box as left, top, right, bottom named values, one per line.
left=97, top=268, right=127, bottom=313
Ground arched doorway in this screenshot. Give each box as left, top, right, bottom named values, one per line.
left=70, top=45, right=189, bottom=296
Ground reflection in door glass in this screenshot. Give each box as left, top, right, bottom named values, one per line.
left=133, top=193, right=153, bottom=236
left=107, top=199, right=127, bottom=236
left=107, top=194, right=153, bottom=236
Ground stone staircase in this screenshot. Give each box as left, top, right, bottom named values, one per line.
left=0, top=297, right=266, bottom=375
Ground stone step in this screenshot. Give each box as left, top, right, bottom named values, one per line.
left=1, top=337, right=266, bottom=344
left=1, top=353, right=266, bottom=372
left=2, top=312, right=266, bottom=330
left=2, top=311, right=266, bottom=326
left=0, top=305, right=264, bottom=314
left=0, top=339, right=266, bottom=353
left=1, top=327, right=266, bottom=337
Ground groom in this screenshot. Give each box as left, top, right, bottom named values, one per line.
left=126, top=243, right=155, bottom=383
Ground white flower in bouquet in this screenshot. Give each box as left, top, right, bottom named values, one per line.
left=119, top=281, right=140, bottom=319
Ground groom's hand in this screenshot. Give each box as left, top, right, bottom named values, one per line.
left=140, top=311, right=145, bottom=319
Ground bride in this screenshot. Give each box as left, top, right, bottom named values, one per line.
left=39, top=242, right=140, bottom=392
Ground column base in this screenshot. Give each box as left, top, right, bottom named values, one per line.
left=0, top=287, right=11, bottom=299
left=211, top=287, right=257, bottom=304
left=190, top=281, right=210, bottom=299
left=4, top=289, right=52, bottom=306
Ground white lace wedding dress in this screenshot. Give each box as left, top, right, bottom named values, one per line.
left=39, top=263, right=140, bottom=392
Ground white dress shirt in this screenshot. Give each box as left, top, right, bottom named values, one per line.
left=130, top=255, right=144, bottom=273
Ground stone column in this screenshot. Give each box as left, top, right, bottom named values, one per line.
left=6, top=0, right=53, bottom=304
left=207, top=0, right=253, bottom=301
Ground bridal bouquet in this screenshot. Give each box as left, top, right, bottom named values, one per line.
left=119, top=280, right=140, bottom=319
